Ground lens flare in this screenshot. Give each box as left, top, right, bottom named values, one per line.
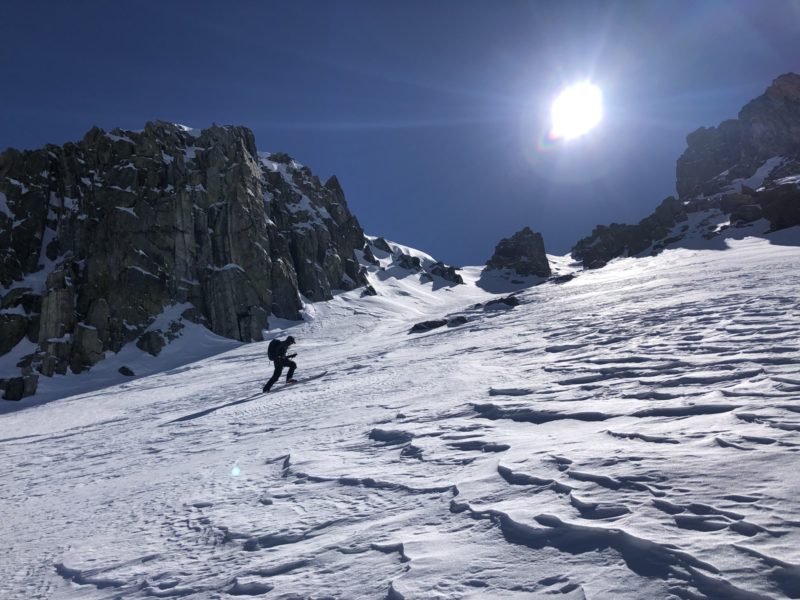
left=549, top=82, right=603, bottom=140
left=231, top=464, right=241, bottom=477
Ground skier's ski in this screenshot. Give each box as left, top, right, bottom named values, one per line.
left=266, top=370, right=328, bottom=394
left=162, top=371, right=329, bottom=425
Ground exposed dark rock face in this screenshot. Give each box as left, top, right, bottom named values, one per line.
left=0, top=121, right=368, bottom=398
left=484, top=227, right=551, bottom=277
left=0, top=314, right=27, bottom=355
left=429, top=262, right=464, bottom=285
left=368, top=428, right=414, bottom=444
left=360, top=284, right=378, bottom=297
left=758, top=184, right=800, bottom=230
left=485, top=295, right=520, bottom=310
left=572, top=197, right=687, bottom=269
left=409, top=319, right=448, bottom=334
left=409, top=314, right=469, bottom=334
left=447, top=315, right=468, bottom=326
left=551, top=273, right=575, bottom=284
left=136, top=331, right=166, bottom=357
left=361, top=244, right=379, bottom=266
left=573, top=74, right=800, bottom=269
left=676, top=73, right=800, bottom=199
left=371, top=237, right=393, bottom=254
left=396, top=253, right=422, bottom=271
left=0, top=375, right=36, bottom=401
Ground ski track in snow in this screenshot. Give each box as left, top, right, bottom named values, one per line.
left=2, top=235, right=800, bottom=599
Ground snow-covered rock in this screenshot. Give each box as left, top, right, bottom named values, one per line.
left=0, top=122, right=369, bottom=397
left=573, top=74, right=800, bottom=269
left=1, top=228, right=799, bottom=599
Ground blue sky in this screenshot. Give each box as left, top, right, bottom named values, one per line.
left=2, top=1, right=799, bottom=264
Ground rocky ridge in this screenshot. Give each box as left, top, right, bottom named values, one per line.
left=0, top=122, right=368, bottom=399
left=572, top=73, right=800, bottom=269
left=363, top=236, right=464, bottom=286
left=483, top=226, right=551, bottom=278
left=676, top=72, right=800, bottom=200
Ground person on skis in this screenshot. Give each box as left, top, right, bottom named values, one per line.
left=263, top=335, right=297, bottom=393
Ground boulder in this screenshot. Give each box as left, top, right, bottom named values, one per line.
left=118, top=366, right=135, bottom=377
left=137, top=331, right=166, bottom=356
left=428, top=262, right=463, bottom=285
left=1, top=375, right=37, bottom=401
left=409, top=319, right=448, bottom=334
left=368, top=429, right=413, bottom=444
left=1, top=287, right=32, bottom=310
left=551, top=273, right=576, bottom=284
left=485, top=227, right=551, bottom=277
left=485, top=296, right=520, bottom=310
left=0, top=314, right=27, bottom=355
left=759, top=185, right=800, bottom=230
left=396, top=253, right=422, bottom=271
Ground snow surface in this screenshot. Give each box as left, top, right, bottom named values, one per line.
left=2, top=231, right=800, bottom=599
left=115, top=206, right=138, bottom=218
left=774, top=174, right=800, bottom=188
left=727, top=156, right=785, bottom=193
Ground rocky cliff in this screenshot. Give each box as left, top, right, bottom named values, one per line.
left=484, top=227, right=551, bottom=277
left=0, top=122, right=368, bottom=399
left=676, top=73, right=800, bottom=199
left=573, top=73, right=800, bottom=269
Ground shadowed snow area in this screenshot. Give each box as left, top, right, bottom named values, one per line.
left=2, top=231, right=800, bottom=599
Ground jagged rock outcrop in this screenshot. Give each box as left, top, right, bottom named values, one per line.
left=484, top=227, right=551, bottom=277
left=363, top=236, right=463, bottom=286
left=396, top=253, right=422, bottom=271
left=485, top=295, right=520, bottom=310
left=573, top=74, right=800, bottom=269
left=371, top=237, right=393, bottom=254
left=572, top=197, right=687, bottom=269
left=409, top=319, right=448, bottom=334
left=429, top=262, right=464, bottom=285
left=676, top=73, right=800, bottom=199
left=0, top=121, right=368, bottom=398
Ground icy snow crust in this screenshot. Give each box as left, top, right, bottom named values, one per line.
left=2, top=232, right=800, bottom=599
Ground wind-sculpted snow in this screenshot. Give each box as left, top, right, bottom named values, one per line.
left=1, top=234, right=800, bottom=598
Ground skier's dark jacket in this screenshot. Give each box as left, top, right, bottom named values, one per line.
left=268, top=339, right=292, bottom=362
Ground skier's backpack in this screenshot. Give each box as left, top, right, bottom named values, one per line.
left=267, top=339, right=280, bottom=361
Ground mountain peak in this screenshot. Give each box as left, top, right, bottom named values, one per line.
left=676, top=74, right=800, bottom=199
left=764, top=72, right=800, bottom=99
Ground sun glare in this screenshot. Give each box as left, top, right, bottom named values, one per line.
left=550, top=82, right=603, bottom=140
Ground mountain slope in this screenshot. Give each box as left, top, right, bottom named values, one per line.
left=2, top=229, right=799, bottom=599
left=572, top=74, right=800, bottom=269
left=0, top=122, right=368, bottom=398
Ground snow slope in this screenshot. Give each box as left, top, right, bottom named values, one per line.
left=2, top=230, right=800, bottom=599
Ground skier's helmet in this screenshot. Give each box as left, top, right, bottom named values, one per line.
left=287, top=336, right=296, bottom=345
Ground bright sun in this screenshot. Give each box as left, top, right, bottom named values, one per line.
left=549, top=82, right=603, bottom=140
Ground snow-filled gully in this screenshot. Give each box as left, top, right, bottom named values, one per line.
left=2, top=234, right=800, bottom=599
